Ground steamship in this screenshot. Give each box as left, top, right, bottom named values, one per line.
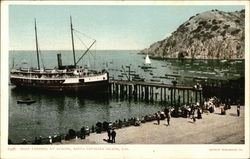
left=10, top=17, right=109, bottom=92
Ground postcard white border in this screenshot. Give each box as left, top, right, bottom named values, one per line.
left=1, top=1, right=249, bottom=159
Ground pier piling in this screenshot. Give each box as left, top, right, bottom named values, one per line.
left=109, top=80, right=203, bottom=106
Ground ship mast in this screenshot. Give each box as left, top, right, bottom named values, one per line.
left=34, top=19, right=40, bottom=70
left=70, top=16, right=77, bottom=67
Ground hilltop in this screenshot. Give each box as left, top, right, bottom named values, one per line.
left=141, top=9, right=245, bottom=59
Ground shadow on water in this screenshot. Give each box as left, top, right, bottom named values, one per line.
left=10, top=86, right=110, bottom=112
left=11, top=86, right=110, bottom=102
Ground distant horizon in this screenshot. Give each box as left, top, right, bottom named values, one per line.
left=9, top=5, right=244, bottom=50
left=9, top=49, right=141, bottom=51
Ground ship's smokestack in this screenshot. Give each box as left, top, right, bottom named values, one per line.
left=57, top=53, right=62, bottom=69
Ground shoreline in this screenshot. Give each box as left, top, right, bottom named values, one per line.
left=138, top=52, right=245, bottom=61
left=54, top=105, right=244, bottom=144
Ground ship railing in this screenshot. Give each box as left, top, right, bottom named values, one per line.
left=10, top=72, right=107, bottom=80
left=11, top=68, right=107, bottom=75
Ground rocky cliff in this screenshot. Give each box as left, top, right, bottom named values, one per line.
left=141, top=9, right=245, bottom=59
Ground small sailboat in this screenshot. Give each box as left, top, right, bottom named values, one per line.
left=141, top=54, right=153, bottom=69
left=144, top=54, right=151, bottom=65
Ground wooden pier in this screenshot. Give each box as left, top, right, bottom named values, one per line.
left=109, top=80, right=203, bottom=105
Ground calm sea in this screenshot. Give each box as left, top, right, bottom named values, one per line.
left=8, top=50, right=244, bottom=143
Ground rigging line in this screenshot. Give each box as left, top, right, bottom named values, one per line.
left=93, top=42, right=97, bottom=70
left=74, top=33, right=95, bottom=68
left=87, top=50, right=94, bottom=69
left=75, top=31, right=95, bottom=54
left=91, top=45, right=97, bottom=67
left=74, top=31, right=95, bottom=64
left=73, top=29, right=96, bottom=58
left=38, top=47, right=45, bottom=69
left=74, top=31, right=88, bottom=49
left=34, top=33, right=44, bottom=69
left=73, top=29, right=96, bottom=41
left=39, top=52, right=45, bottom=68
left=84, top=42, right=96, bottom=69
left=76, top=40, right=96, bottom=65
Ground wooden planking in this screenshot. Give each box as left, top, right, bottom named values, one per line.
left=110, top=80, right=202, bottom=91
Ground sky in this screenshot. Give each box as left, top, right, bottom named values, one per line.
left=9, top=5, right=245, bottom=50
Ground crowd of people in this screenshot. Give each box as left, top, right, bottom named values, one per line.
left=9, top=97, right=241, bottom=145
left=154, top=97, right=241, bottom=126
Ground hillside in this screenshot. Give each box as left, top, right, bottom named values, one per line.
left=141, top=9, right=245, bottom=59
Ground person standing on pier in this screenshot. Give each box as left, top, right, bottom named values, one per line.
left=197, top=108, right=202, bottom=119
left=237, top=104, right=240, bottom=117
left=38, top=136, right=42, bottom=144
left=192, top=114, right=196, bottom=123
left=107, top=128, right=111, bottom=142
left=80, top=127, right=86, bottom=139
left=111, top=129, right=116, bottom=143
left=156, top=112, right=161, bottom=125
left=166, top=110, right=171, bottom=126
left=191, top=109, right=196, bottom=123
left=187, top=106, right=191, bottom=117
left=22, top=139, right=27, bottom=144
left=49, top=136, right=52, bottom=145
left=221, top=104, right=226, bottom=115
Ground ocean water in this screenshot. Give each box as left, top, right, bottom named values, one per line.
left=8, top=50, right=244, bottom=143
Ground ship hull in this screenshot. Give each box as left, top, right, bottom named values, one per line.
left=11, top=80, right=109, bottom=93
left=10, top=78, right=109, bottom=93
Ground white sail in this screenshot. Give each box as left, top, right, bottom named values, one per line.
left=144, top=54, right=151, bottom=64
